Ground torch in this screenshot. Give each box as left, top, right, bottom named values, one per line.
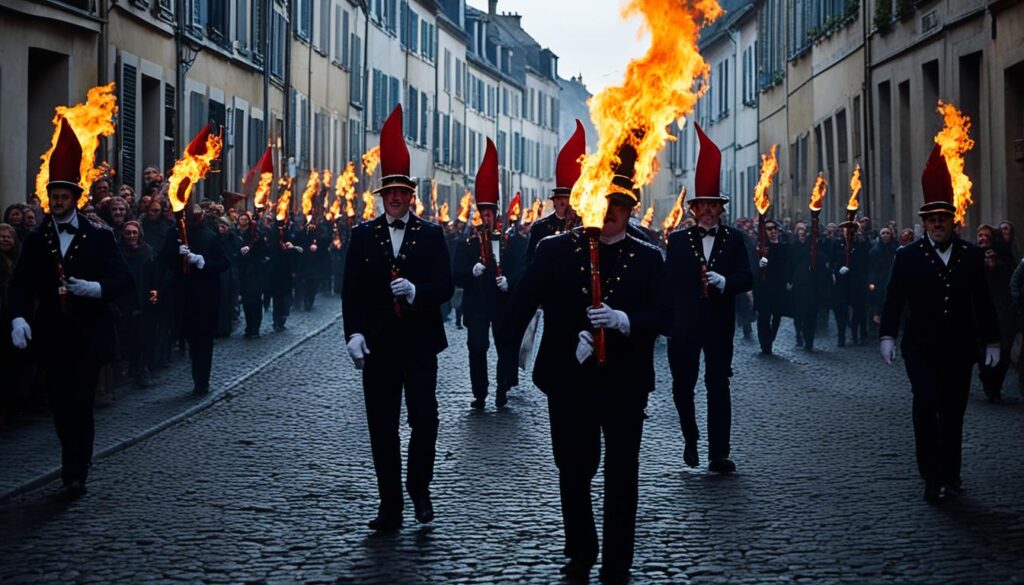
left=753, top=145, right=779, bottom=280
left=585, top=226, right=606, bottom=366
left=166, top=123, right=224, bottom=277
left=391, top=268, right=403, bottom=318
left=842, top=165, right=862, bottom=269
left=808, top=173, right=827, bottom=269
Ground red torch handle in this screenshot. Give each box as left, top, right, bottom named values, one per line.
left=391, top=269, right=402, bottom=317
left=177, top=215, right=191, bottom=277
left=56, top=262, right=67, bottom=313
left=700, top=264, right=709, bottom=299
left=757, top=214, right=767, bottom=281
left=844, top=231, right=852, bottom=269
left=588, top=237, right=606, bottom=367
left=810, top=213, right=819, bottom=269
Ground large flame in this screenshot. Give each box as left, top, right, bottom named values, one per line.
left=809, top=172, right=827, bottom=211
left=300, top=169, right=320, bottom=220
left=530, top=199, right=543, bottom=222
left=523, top=208, right=535, bottom=224
left=321, top=169, right=334, bottom=218
left=35, top=83, right=119, bottom=211
left=430, top=181, right=440, bottom=220
left=361, top=190, right=377, bottom=221
left=276, top=178, right=293, bottom=222
left=471, top=204, right=482, bottom=227
left=847, top=164, right=861, bottom=211
left=662, top=187, right=686, bottom=231
left=334, top=162, right=358, bottom=220
left=640, top=205, right=655, bottom=228
left=254, top=172, right=274, bottom=209
left=570, top=0, right=722, bottom=229
left=935, top=100, right=975, bottom=225
left=753, top=144, right=779, bottom=216
left=362, top=145, right=381, bottom=175
left=457, top=191, right=473, bottom=223
left=438, top=201, right=450, bottom=223
left=167, top=131, right=224, bottom=213
left=413, top=194, right=426, bottom=217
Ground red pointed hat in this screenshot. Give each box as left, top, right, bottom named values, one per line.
left=506, top=192, right=522, bottom=222
left=475, top=138, right=499, bottom=209
left=609, top=140, right=640, bottom=207
left=690, top=123, right=729, bottom=204
left=552, top=119, right=586, bottom=197
left=256, top=145, right=274, bottom=174
left=187, top=123, right=213, bottom=156
left=374, top=104, right=415, bottom=194
left=919, top=143, right=955, bottom=216
left=47, top=117, right=84, bottom=193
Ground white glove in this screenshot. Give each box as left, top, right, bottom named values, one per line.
left=178, top=244, right=190, bottom=256
left=293, top=246, right=304, bottom=253
left=587, top=303, right=631, bottom=335
left=310, top=243, right=318, bottom=252
left=240, top=246, right=250, bottom=255
left=880, top=337, right=896, bottom=364
left=187, top=253, right=206, bottom=270
left=985, top=345, right=1001, bottom=367
left=11, top=317, right=31, bottom=350
left=706, top=271, right=726, bottom=292
left=346, top=333, right=370, bottom=370
left=759, top=257, right=768, bottom=268
left=66, top=277, right=102, bottom=298
left=496, top=276, right=508, bottom=292
left=839, top=266, right=850, bottom=276
left=472, top=262, right=486, bottom=277
left=390, top=278, right=416, bottom=303
left=575, top=330, right=594, bottom=364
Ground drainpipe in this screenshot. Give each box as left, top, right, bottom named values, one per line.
left=729, top=28, right=740, bottom=218
left=862, top=0, right=874, bottom=221
left=175, top=0, right=186, bottom=153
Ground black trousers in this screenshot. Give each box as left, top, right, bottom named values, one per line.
left=301, top=276, right=320, bottom=310
left=271, top=288, right=291, bottom=328
left=548, top=390, right=645, bottom=575
left=187, top=334, right=215, bottom=391
left=48, top=358, right=100, bottom=485
left=241, top=291, right=263, bottom=334
left=735, top=295, right=753, bottom=336
left=797, top=297, right=818, bottom=348
left=978, top=339, right=1012, bottom=397
left=466, top=317, right=516, bottom=399
left=362, top=354, right=439, bottom=512
left=756, top=311, right=782, bottom=352
left=903, top=347, right=973, bottom=485
left=668, top=337, right=734, bottom=461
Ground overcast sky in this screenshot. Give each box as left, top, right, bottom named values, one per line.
left=466, top=0, right=648, bottom=96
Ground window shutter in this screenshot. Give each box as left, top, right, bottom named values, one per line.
left=120, top=62, right=138, bottom=190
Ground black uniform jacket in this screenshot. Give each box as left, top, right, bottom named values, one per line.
left=342, top=213, right=454, bottom=357
left=506, top=229, right=665, bottom=396
left=880, top=237, right=999, bottom=354
left=525, top=213, right=576, bottom=263
left=10, top=215, right=133, bottom=363
left=661, top=225, right=753, bottom=344
left=453, top=228, right=508, bottom=322
left=163, top=223, right=229, bottom=337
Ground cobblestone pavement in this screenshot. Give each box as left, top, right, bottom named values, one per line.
left=1, top=313, right=1023, bottom=584
left=0, top=298, right=340, bottom=499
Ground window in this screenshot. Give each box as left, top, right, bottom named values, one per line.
left=758, top=0, right=785, bottom=89
left=455, top=59, right=463, bottom=98
left=235, top=0, right=248, bottom=53
left=295, top=0, right=310, bottom=40
left=497, top=130, right=507, bottom=166
left=349, top=33, right=363, bottom=104
left=502, top=88, right=509, bottom=116
left=315, top=0, right=329, bottom=54
left=420, top=93, right=428, bottom=148
left=407, top=87, right=419, bottom=142
left=444, top=49, right=452, bottom=94
left=270, top=8, right=287, bottom=79
left=341, top=10, right=350, bottom=67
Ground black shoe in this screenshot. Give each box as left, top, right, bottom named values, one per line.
left=944, top=480, right=965, bottom=497
left=244, top=332, right=259, bottom=339
left=192, top=386, right=209, bottom=396
left=795, top=335, right=804, bottom=347
left=412, top=494, right=434, bottom=524
left=64, top=480, right=87, bottom=497
left=923, top=482, right=943, bottom=504
left=496, top=388, right=509, bottom=408
left=683, top=442, right=699, bottom=468
left=837, top=338, right=846, bottom=347
left=560, top=559, right=594, bottom=580
left=367, top=512, right=402, bottom=532
left=470, top=398, right=486, bottom=409
left=708, top=458, right=736, bottom=474
left=598, top=567, right=630, bottom=584
left=759, top=346, right=772, bottom=355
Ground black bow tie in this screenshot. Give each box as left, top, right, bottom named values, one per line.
left=57, top=222, right=78, bottom=235
left=934, top=240, right=952, bottom=253
left=389, top=219, right=406, bottom=230
left=697, top=227, right=718, bottom=238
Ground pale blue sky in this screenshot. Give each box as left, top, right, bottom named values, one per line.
left=466, top=0, right=648, bottom=95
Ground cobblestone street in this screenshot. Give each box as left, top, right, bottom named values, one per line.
left=1, top=311, right=1023, bottom=584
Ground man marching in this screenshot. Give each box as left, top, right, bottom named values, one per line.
left=525, top=119, right=585, bottom=264
left=342, top=105, right=454, bottom=531
left=453, top=139, right=515, bottom=409
left=663, top=123, right=753, bottom=473
left=9, top=118, right=132, bottom=495
left=879, top=144, right=998, bottom=504
left=507, top=141, right=665, bottom=584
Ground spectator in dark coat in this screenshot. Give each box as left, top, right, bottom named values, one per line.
left=116, top=220, right=159, bottom=386
left=977, top=224, right=1015, bottom=402
left=0, top=223, right=26, bottom=423
left=236, top=212, right=269, bottom=337
left=868, top=227, right=898, bottom=326
left=215, top=216, right=242, bottom=337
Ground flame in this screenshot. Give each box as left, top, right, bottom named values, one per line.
left=457, top=191, right=473, bottom=223
left=847, top=164, right=862, bottom=211
left=362, top=190, right=377, bottom=221
left=753, top=144, right=779, bottom=216
left=662, top=187, right=686, bottom=231
left=471, top=204, right=482, bottom=227
left=362, top=145, right=381, bottom=176
left=35, top=83, right=119, bottom=212
left=530, top=199, right=543, bottom=222
left=570, top=0, right=722, bottom=229
left=254, top=172, right=274, bottom=209
left=276, top=178, right=293, bottom=222
left=934, top=101, right=975, bottom=226
left=430, top=181, right=440, bottom=220
left=809, top=172, right=827, bottom=211
left=523, top=208, right=535, bottom=224
left=321, top=169, right=334, bottom=218
left=334, top=162, right=358, bottom=220
left=300, top=169, right=320, bottom=219
left=438, top=201, right=450, bottom=223
left=413, top=194, right=426, bottom=217
left=640, top=205, right=655, bottom=228
left=167, top=131, right=224, bottom=213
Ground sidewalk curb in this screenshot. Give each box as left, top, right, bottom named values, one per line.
left=0, top=313, right=341, bottom=504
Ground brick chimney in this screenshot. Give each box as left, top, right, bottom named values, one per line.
left=488, top=0, right=497, bottom=17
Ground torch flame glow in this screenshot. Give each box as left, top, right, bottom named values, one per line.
left=276, top=178, right=293, bottom=222
left=254, top=172, right=274, bottom=209
left=662, top=187, right=686, bottom=231
left=457, top=191, right=473, bottom=223
left=167, top=130, right=224, bottom=213
left=570, top=0, right=722, bottom=229
left=809, top=172, right=827, bottom=211
left=640, top=205, right=655, bottom=228
left=471, top=204, right=482, bottom=227
left=361, top=190, right=377, bottom=221
left=935, top=100, right=975, bottom=226
left=35, top=83, right=119, bottom=212
left=300, top=169, right=320, bottom=220
left=847, top=164, right=862, bottom=211
left=530, top=199, right=543, bottom=222
left=362, top=145, right=381, bottom=175
left=430, top=181, right=439, bottom=220
left=438, top=201, right=450, bottom=223
left=753, top=144, right=779, bottom=216
left=334, top=162, right=358, bottom=220
left=322, top=169, right=334, bottom=218
left=413, top=194, right=426, bottom=217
